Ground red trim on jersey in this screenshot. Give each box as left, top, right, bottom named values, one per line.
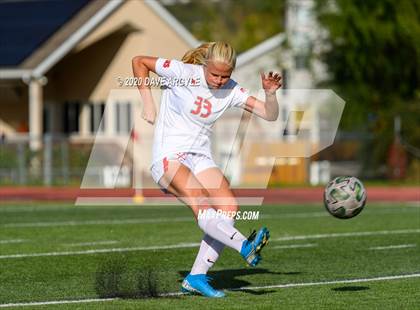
left=163, top=157, right=169, bottom=173
left=163, top=59, right=171, bottom=68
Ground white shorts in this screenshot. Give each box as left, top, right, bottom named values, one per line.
left=150, top=152, right=218, bottom=188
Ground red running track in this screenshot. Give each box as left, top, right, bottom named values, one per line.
left=0, top=187, right=418, bottom=204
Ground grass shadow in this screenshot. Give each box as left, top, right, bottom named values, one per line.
left=332, top=286, right=370, bottom=292
left=95, top=255, right=182, bottom=300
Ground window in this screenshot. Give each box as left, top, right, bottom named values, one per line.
left=90, top=102, right=105, bottom=134
left=115, top=102, right=132, bottom=134
left=63, top=101, right=80, bottom=134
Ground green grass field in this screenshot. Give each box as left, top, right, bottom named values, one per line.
left=0, top=201, right=419, bottom=309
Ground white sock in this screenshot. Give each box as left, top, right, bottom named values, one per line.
left=190, top=234, right=225, bottom=275
left=197, top=208, right=246, bottom=252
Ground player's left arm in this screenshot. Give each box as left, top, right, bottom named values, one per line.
left=244, top=72, right=282, bottom=121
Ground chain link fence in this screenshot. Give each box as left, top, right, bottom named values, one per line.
left=0, top=135, right=91, bottom=186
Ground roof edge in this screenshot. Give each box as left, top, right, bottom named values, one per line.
left=32, top=0, right=124, bottom=78
left=236, top=33, right=286, bottom=68
left=0, top=69, right=32, bottom=80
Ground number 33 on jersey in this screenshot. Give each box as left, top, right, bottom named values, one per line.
left=191, top=96, right=212, bottom=118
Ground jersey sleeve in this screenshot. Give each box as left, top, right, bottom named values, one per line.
left=155, top=58, right=186, bottom=79
left=230, top=84, right=251, bottom=108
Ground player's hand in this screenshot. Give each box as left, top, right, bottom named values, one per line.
left=261, top=72, right=282, bottom=95
left=142, top=105, right=156, bottom=125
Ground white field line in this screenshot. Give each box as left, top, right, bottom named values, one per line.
left=1, top=213, right=326, bottom=228
left=0, top=298, right=115, bottom=308
left=271, top=243, right=317, bottom=250
left=1, top=228, right=420, bottom=260
left=406, top=201, right=420, bottom=207
left=0, top=243, right=201, bottom=259
left=64, top=241, right=119, bottom=247
left=230, top=272, right=420, bottom=291
left=3, top=207, right=419, bottom=228
left=370, top=244, right=417, bottom=250
left=0, top=204, right=177, bottom=213
left=1, top=217, right=193, bottom=228
left=0, top=239, right=25, bottom=244
left=262, top=212, right=326, bottom=219
left=1, top=273, right=420, bottom=308
left=274, top=228, right=420, bottom=241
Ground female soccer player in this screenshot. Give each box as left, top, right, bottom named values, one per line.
left=132, top=42, right=281, bottom=297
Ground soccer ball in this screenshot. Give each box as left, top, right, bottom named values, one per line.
left=324, top=176, right=367, bottom=219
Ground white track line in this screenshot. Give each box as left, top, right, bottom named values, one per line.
left=0, top=239, right=25, bottom=244
left=370, top=244, right=417, bottom=250
left=1, top=228, right=419, bottom=260
left=271, top=243, right=317, bottom=249
left=1, top=273, right=419, bottom=308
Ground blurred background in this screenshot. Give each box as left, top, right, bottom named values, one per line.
left=0, top=0, right=418, bottom=192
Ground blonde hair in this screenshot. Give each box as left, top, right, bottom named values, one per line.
left=182, top=42, right=212, bottom=65
left=182, top=41, right=236, bottom=69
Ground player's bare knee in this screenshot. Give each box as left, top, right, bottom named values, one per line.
left=196, top=196, right=212, bottom=209
left=185, top=189, right=211, bottom=208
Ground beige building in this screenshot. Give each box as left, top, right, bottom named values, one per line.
left=1, top=0, right=335, bottom=187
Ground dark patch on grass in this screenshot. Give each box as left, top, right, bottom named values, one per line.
left=134, top=268, right=160, bottom=298
left=235, top=289, right=276, bottom=295
left=95, top=255, right=169, bottom=299
left=332, top=286, right=370, bottom=292
left=95, top=255, right=125, bottom=298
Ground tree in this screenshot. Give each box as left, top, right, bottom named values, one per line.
left=315, top=0, right=420, bottom=179
left=162, top=0, right=285, bottom=53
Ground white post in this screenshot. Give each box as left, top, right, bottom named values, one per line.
left=29, top=78, right=45, bottom=151
left=79, top=102, right=91, bottom=137
left=105, top=101, right=115, bottom=136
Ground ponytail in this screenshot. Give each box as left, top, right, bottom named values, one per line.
left=182, top=42, right=214, bottom=65
left=182, top=41, right=237, bottom=69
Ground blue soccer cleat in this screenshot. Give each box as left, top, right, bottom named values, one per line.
left=181, top=274, right=225, bottom=298
left=240, top=227, right=270, bottom=266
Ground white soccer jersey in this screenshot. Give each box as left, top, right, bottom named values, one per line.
left=151, top=58, right=250, bottom=165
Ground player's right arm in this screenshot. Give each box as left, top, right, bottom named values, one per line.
left=132, top=57, right=187, bottom=124
left=132, top=56, right=158, bottom=124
